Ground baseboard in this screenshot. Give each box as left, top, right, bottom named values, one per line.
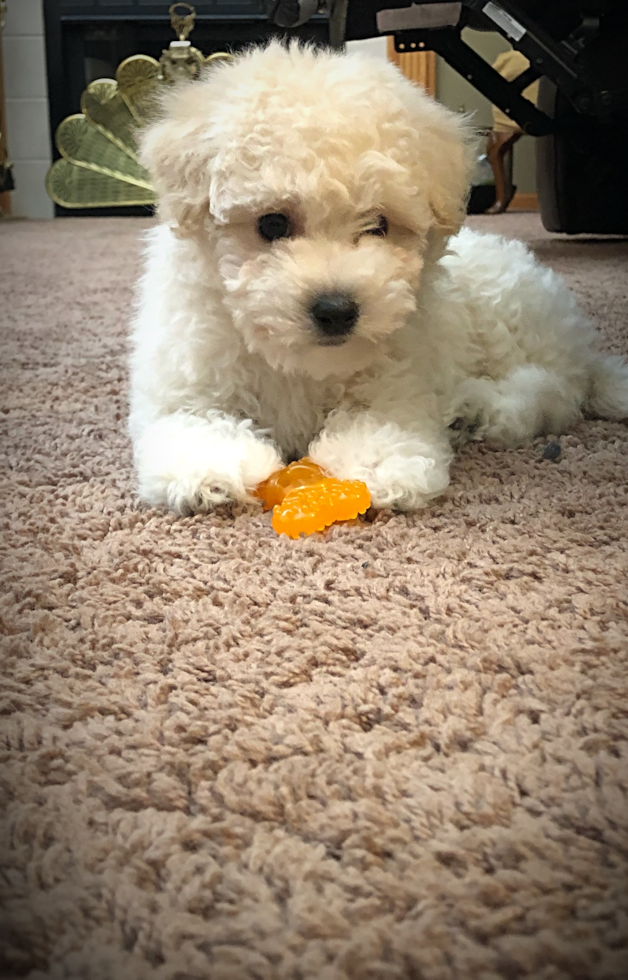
left=510, top=192, right=539, bottom=211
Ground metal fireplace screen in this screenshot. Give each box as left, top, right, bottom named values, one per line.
left=45, top=4, right=235, bottom=209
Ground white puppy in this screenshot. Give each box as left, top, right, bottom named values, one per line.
left=129, top=42, right=628, bottom=515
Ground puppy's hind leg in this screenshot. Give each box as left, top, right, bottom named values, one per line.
left=133, top=412, right=283, bottom=515
left=587, top=353, right=628, bottom=420
left=449, top=364, right=587, bottom=449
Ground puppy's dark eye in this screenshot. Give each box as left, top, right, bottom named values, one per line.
left=363, top=215, right=388, bottom=237
left=257, top=213, right=292, bottom=242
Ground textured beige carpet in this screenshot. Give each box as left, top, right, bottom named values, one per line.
left=1, top=214, right=628, bottom=980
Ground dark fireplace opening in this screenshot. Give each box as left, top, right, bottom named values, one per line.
left=43, top=2, right=330, bottom=215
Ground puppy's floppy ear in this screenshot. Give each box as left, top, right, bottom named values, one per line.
left=139, top=81, right=216, bottom=234
left=402, top=84, right=478, bottom=236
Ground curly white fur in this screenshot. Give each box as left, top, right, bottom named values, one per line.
left=129, top=42, right=628, bottom=515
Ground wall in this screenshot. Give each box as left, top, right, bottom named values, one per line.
left=436, top=28, right=536, bottom=194
left=346, top=36, right=388, bottom=59
left=2, top=0, right=53, bottom=218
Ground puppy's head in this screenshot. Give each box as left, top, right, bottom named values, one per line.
left=141, top=43, right=475, bottom=379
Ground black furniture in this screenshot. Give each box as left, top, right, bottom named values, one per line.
left=266, top=1, right=628, bottom=234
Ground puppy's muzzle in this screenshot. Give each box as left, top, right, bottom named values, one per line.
left=309, top=292, right=360, bottom=345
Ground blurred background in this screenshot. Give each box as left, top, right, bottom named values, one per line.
left=0, top=0, right=537, bottom=221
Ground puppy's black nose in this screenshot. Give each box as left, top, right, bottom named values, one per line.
left=309, top=292, right=360, bottom=337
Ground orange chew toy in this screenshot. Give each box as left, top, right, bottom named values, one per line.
left=255, top=458, right=370, bottom=538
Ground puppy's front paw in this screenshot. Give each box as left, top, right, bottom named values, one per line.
left=310, top=417, right=452, bottom=513
left=364, top=453, right=450, bottom=511
left=135, top=415, right=283, bottom=515
left=165, top=477, right=240, bottom=516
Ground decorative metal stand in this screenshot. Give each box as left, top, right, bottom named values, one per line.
left=45, top=4, right=231, bottom=210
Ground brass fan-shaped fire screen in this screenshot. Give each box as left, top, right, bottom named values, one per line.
left=45, top=4, right=231, bottom=210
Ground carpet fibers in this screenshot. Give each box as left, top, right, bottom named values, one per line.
left=1, top=214, right=628, bottom=980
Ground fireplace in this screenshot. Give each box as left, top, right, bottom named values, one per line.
left=42, top=1, right=330, bottom=215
